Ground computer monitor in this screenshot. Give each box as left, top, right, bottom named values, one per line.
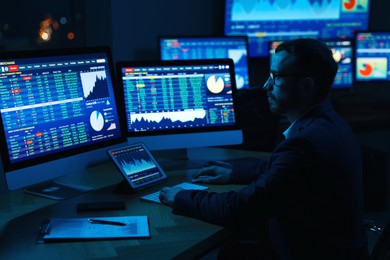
left=0, top=46, right=126, bottom=197
left=158, top=36, right=251, bottom=90
left=225, top=0, right=371, bottom=57
left=115, top=59, right=243, bottom=154
left=268, top=39, right=354, bottom=89
left=354, top=31, right=390, bottom=82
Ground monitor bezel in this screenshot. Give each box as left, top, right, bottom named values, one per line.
left=157, top=35, right=252, bottom=89
left=115, top=58, right=242, bottom=138
left=0, top=46, right=127, bottom=173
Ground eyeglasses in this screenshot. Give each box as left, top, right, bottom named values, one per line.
left=267, top=71, right=309, bottom=86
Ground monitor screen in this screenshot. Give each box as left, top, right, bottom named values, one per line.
left=225, top=0, right=371, bottom=57
left=0, top=46, right=125, bottom=191
left=115, top=59, right=243, bottom=151
left=159, top=36, right=251, bottom=90
left=354, top=31, right=390, bottom=82
left=268, top=39, right=354, bottom=89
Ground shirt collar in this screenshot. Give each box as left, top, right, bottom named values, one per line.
left=282, top=100, right=332, bottom=139
left=282, top=120, right=296, bottom=139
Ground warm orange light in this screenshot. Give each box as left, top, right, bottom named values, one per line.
left=53, top=21, right=59, bottom=30
left=41, top=19, right=51, bottom=28
left=37, top=17, right=60, bottom=43
left=67, top=32, right=75, bottom=40
left=41, top=32, right=50, bottom=41
left=39, top=27, right=50, bottom=41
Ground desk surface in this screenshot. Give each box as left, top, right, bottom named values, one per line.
left=0, top=147, right=270, bottom=260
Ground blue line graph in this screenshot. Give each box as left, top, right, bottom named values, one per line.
left=120, top=158, right=156, bottom=175
left=232, top=0, right=340, bottom=21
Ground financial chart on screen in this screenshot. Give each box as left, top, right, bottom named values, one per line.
left=109, top=144, right=166, bottom=188
left=355, top=31, right=390, bottom=82
left=225, top=0, right=370, bottom=57
left=0, top=50, right=122, bottom=167
left=115, top=59, right=242, bottom=151
left=159, top=36, right=250, bottom=89
left=121, top=63, right=236, bottom=132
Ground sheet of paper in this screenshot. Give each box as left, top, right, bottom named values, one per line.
left=43, top=216, right=150, bottom=240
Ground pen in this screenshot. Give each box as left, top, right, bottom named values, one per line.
left=88, top=218, right=127, bottom=226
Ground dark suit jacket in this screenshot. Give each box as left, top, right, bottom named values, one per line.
left=172, top=101, right=368, bottom=259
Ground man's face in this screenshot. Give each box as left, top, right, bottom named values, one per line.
left=263, top=50, right=301, bottom=115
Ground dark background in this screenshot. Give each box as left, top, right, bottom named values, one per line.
left=0, top=2, right=389, bottom=252
left=1, top=0, right=390, bottom=191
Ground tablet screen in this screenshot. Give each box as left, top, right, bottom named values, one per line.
left=107, top=143, right=167, bottom=190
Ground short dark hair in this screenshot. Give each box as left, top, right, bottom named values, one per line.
left=276, top=38, right=338, bottom=99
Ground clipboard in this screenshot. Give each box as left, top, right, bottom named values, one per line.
left=36, top=216, right=150, bottom=243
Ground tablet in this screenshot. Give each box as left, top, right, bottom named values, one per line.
left=107, top=143, right=167, bottom=191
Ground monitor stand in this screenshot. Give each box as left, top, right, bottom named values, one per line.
left=152, top=148, right=204, bottom=171
left=24, top=181, right=93, bottom=200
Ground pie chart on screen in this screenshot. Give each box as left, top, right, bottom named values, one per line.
left=343, top=0, right=356, bottom=10
left=90, top=110, right=105, bottom=131
left=206, top=75, right=225, bottom=94
left=332, top=49, right=342, bottom=63
left=357, top=57, right=387, bottom=79
left=359, top=63, right=373, bottom=77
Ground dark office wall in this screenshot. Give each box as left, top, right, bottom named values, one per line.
left=84, top=0, right=112, bottom=47
left=110, top=0, right=224, bottom=62
left=370, top=0, right=390, bottom=30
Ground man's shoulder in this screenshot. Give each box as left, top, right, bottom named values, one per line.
left=293, top=102, right=352, bottom=138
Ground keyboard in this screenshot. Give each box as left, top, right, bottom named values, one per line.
left=140, top=182, right=208, bottom=204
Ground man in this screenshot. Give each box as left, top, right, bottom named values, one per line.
left=159, top=38, right=368, bottom=259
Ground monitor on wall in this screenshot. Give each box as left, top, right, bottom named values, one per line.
left=354, top=31, right=390, bottom=83
left=115, top=58, right=243, bottom=154
left=158, top=35, right=251, bottom=90
left=0, top=46, right=126, bottom=197
left=269, top=39, right=354, bottom=89
left=225, top=0, right=371, bottom=57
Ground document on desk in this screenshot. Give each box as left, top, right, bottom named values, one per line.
left=37, top=216, right=150, bottom=243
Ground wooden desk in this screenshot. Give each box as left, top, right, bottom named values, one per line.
left=0, top=147, right=270, bottom=259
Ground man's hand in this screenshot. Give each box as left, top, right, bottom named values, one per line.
left=159, top=186, right=183, bottom=207
left=191, top=161, right=232, bottom=184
